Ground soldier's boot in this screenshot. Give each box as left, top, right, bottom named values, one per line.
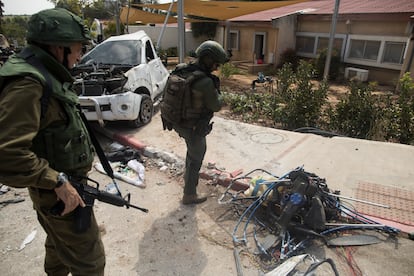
left=182, top=194, right=207, bottom=205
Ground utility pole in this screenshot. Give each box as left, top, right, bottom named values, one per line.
left=115, top=0, right=121, bottom=35
left=178, top=0, right=185, bottom=63
left=157, top=0, right=175, bottom=49
left=323, top=0, right=340, bottom=80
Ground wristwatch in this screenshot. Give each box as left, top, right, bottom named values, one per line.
left=56, top=172, right=69, bottom=188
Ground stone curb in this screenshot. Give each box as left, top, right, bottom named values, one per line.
left=95, top=126, right=249, bottom=191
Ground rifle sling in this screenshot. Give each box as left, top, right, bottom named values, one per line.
left=78, top=108, right=115, bottom=180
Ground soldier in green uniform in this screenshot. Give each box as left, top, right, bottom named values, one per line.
left=0, top=8, right=105, bottom=275
left=170, top=41, right=229, bottom=205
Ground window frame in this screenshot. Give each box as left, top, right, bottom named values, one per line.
left=381, top=41, right=406, bottom=65
left=344, top=34, right=407, bottom=70
left=295, top=32, right=346, bottom=58
left=229, top=30, right=240, bottom=51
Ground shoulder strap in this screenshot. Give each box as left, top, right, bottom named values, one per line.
left=18, top=48, right=52, bottom=119
left=18, top=48, right=87, bottom=109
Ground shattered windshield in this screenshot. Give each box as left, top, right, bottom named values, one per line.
left=80, top=40, right=142, bottom=66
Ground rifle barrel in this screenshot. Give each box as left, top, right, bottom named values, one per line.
left=128, top=203, right=149, bottom=213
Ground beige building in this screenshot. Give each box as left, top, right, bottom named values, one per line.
left=225, top=0, right=414, bottom=85
left=121, top=0, right=414, bottom=86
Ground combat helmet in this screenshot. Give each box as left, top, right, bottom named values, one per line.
left=26, top=8, right=90, bottom=46
left=195, top=40, right=229, bottom=64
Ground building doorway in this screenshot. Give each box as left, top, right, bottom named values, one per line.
left=254, top=32, right=266, bottom=63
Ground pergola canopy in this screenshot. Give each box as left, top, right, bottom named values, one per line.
left=120, top=0, right=308, bottom=24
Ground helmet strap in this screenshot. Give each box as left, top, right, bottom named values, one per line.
left=63, top=46, right=71, bottom=69
left=199, top=55, right=215, bottom=72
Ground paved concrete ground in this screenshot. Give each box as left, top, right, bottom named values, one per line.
left=101, top=112, right=414, bottom=275
left=109, top=112, right=414, bottom=206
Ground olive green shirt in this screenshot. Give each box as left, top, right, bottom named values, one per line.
left=0, top=76, right=64, bottom=189
left=0, top=45, right=87, bottom=190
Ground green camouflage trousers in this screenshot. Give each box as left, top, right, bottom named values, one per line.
left=173, top=125, right=207, bottom=195
left=29, top=187, right=105, bottom=276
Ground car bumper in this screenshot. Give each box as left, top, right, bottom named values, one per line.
left=79, top=92, right=142, bottom=126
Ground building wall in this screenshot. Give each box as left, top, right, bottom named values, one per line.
left=127, top=15, right=413, bottom=86
left=225, top=23, right=277, bottom=64
left=400, top=22, right=414, bottom=83
left=298, top=19, right=408, bottom=37
left=128, top=25, right=204, bottom=54
left=296, top=16, right=411, bottom=85
left=272, top=14, right=297, bottom=67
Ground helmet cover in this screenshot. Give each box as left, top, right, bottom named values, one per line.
left=26, top=8, right=90, bottom=46
left=195, top=40, right=229, bottom=64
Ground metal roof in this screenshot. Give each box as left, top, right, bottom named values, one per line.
left=230, top=0, right=414, bottom=21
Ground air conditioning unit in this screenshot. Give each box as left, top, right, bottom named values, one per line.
left=344, top=67, right=369, bottom=82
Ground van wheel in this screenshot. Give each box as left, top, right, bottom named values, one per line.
left=129, top=94, right=153, bottom=128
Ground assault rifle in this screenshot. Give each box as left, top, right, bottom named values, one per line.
left=51, top=177, right=148, bottom=233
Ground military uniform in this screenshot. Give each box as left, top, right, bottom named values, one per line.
left=0, top=44, right=105, bottom=275
left=172, top=60, right=223, bottom=200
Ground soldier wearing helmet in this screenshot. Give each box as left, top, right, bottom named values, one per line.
left=165, top=40, right=229, bottom=205
left=0, top=8, right=105, bottom=275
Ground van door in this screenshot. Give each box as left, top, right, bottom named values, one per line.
left=145, top=40, right=168, bottom=98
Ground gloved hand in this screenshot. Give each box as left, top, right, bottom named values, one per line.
left=194, top=121, right=214, bottom=137
left=210, top=74, right=220, bottom=90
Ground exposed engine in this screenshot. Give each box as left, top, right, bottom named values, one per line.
left=71, top=65, right=131, bottom=96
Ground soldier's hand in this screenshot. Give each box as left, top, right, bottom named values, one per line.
left=54, top=182, right=86, bottom=215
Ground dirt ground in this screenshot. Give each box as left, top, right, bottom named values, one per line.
left=220, top=73, right=395, bottom=103
left=0, top=73, right=412, bottom=276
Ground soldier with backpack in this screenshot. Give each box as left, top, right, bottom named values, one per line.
left=0, top=8, right=105, bottom=275
left=161, top=40, right=229, bottom=205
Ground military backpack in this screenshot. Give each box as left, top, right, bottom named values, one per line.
left=160, top=64, right=206, bottom=128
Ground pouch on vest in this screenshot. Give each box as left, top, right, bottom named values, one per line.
left=160, top=68, right=205, bottom=129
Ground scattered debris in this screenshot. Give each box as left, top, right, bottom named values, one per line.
left=0, top=198, right=25, bottom=207
left=18, top=229, right=37, bottom=251
left=106, top=146, right=143, bottom=164
left=218, top=166, right=400, bottom=274
left=94, top=162, right=146, bottom=188
left=0, top=184, right=10, bottom=194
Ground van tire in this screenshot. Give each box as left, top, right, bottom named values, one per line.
left=129, top=94, right=153, bottom=128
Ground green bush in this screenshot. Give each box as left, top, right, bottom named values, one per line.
left=276, top=61, right=328, bottom=129
left=381, top=73, right=414, bottom=144
left=219, top=63, right=239, bottom=79
left=191, top=22, right=217, bottom=39
left=329, top=81, right=379, bottom=139
left=314, top=48, right=342, bottom=80
left=278, top=48, right=300, bottom=70
left=221, top=60, right=412, bottom=145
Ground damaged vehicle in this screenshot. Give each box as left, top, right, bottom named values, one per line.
left=71, top=30, right=169, bottom=127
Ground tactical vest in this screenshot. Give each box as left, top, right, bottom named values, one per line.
left=0, top=52, right=94, bottom=174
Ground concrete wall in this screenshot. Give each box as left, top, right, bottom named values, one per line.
left=272, top=14, right=297, bottom=67
left=128, top=25, right=204, bottom=54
